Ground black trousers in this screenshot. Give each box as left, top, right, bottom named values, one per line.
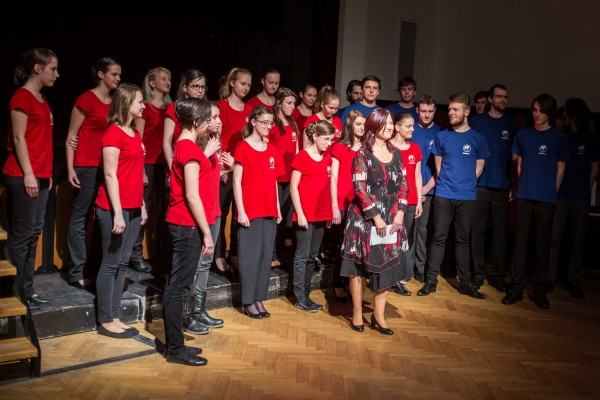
left=471, top=187, right=509, bottom=282
left=273, top=181, right=293, bottom=260
left=215, top=172, right=239, bottom=259
left=427, top=196, right=475, bottom=284
left=5, top=175, right=50, bottom=298
left=163, top=224, right=202, bottom=354
left=293, top=221, right=326, bottom=301
left=238, top=217, right=276, bottom=305
left=511, top=199, right=555, bottom=294
left=549, top=198, right=589, bottom=285
left=414, top=195, right=433, bottom=274
left=402, top=204, right=418, bottom=277
left=131, top=163, right=167, bottom=262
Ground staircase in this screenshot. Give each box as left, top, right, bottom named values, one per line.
left=0, top=200, right=41, bottom=378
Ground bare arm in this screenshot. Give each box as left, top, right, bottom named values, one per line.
left=103, top=146, right=125, bottom=234
left=516, top=155, right=522, bottom=178
left=133, top=118, right=146, bottom=138
left=66, top=107, right=86, bottom=188
left=163, top=118, right=176, bottom=170
left=476, top=159, right=485, bottom=178
left=330, top=157, right=341, bottom=224
left=434, top=155, right=442, bottom=181
left=414, top=161, right=423, bottom=217
left=183, top=161, right=214, bottom=256
left=556, top=161, right=566, bottom=192
left=232, top=164, right=249, bottom=227
left=591, top=161, right=599, bottom=187
left=290, top=170, right=307, bottom=228
left=11, top=110, right=38, bottom=198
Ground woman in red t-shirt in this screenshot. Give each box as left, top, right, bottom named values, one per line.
left=233, top=107, right=283, bottom=319
left=215, top=67, right=252, bottom=273
left=390, top=112, right=423, bottom=296
left=95, top=84, right=148, bottom=339
left=302, top=85, right=342, bottom=150
left=65, top=58, right=121, bottom=288
left=128, top=67, right=172, bottom=273
left=247, top=68, right=280, bottom=110
left=268, top=87, right=300, bottom=266
left=290, top=120, right=336, bottom=312
left=4, top=48, right=58, bottom=308
left=163, top=70, right=207, bottom=170
left=292, top=83, right=317, bottom=144
left=163, top=98, right=214, bottom=366
left=330, top=110, right=366, bottom=302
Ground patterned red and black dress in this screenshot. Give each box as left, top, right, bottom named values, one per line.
left=340, top=147, right=411, bottom=293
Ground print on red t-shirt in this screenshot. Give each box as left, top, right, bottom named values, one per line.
left=3, top=88, right=54, bottom=178
left=234, top=140, right=284, bottom=221
left=398, top=143, right=423, bottom=205
left=96, top=125, right=145, bottom=210
left=331, top=142, right=358, bottom=211
left=247, top=96, right=274, bottom=111
left=217, top=99, right=252, bottom=155
left=268, top=123, right=298, bottom=182
left=72, top=90, right=111, bottom=167
left=292, top=150, right=333, bottom=222
left=166, top=139, right=213, bottom=226
left=141, top=102, right=167, bottom=165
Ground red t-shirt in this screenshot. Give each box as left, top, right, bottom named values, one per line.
left=292, top=107, right=312, bottom=146
left=164, top=102, right=182, bottom=148
left=166, top=139, right=213, bottom=226
left=141, top=102, right=167, bottom=164
left=303, top=114, right=343, bottom=155
left=209, top=153, right=222, bottom=221
left=217, top=99, right=251, bottom=155
left=398, top=143, right=423, bottom=205
left=96, top=125, right=145, bottom=210
left=331, top=143, right=358, bottom=211
left=247, top=96, right=274, bottom=111
left=268, top=123, right=298, bottom=182
left=234, top=140, right=284, bottom=221
left=292, top=150, right=333, bottom=222
left=72, top=90, right=110, bottom=167
left=3, top=88, right=53, bottom=178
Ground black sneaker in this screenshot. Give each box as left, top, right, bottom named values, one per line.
left=130, top=259, right=152, bottom=273
left=306, top=298, right=323, bottom=310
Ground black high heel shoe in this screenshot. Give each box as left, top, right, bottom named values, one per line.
left=243, top=305, right=263, bottom=319
left=370, top=314, right=393, bottom=335
left=350, top=318, right=364, bottom=332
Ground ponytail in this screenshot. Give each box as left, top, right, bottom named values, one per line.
left=218, top=67, right=252, bottom=100
left=315, top=85, right=340, bottom=112
left=13, top=48, right=57, bottom=86
left=241, top=106, right=273, bottom=139
left=305, top=120, right=335, bottom=144
left=92, top=57, right=120, bottom=85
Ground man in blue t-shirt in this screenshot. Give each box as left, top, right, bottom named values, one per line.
left=470, top=84, right=520, bottom=293
left=549, top=98, right=600, bottom=299
left=409, top=95, right=440, bottom=283
left=340, top=76, right=382, bottom=123
left=385, top=76, right=419, bottom=121
left=504, top=94, right=570, bottom=309
left=335, top=79, right=362, bottom=119
left=417, top=93, right=490, bottom=299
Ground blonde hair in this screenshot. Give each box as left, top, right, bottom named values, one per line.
left=107, top=83, right=141, bottom=128
left=315, top=85, right=340, bottom=112
left=142, top=67, right=172, bottom=105
left=241, top=106, right=273, bottom=139
left=305, top=120, right=335, bottom=144
left=218, top=67, right=251, bottom=99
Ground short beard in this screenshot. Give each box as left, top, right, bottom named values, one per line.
left=450, top=115, right=465, bottom=127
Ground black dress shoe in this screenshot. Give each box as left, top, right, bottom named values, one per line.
left=417, top=282, right=437, bottom=296
left=530, top=294, right=550, bottom=309
left=501, top=290, right=523, bottom=305
left=184, top=346, right=203, bottom=355
left=124, top=326, right=139, bottom=335
left=307, top=298, right=323, bottom=310
left=183, top=317, right=209, bottom=335
left=130, top=259, right=152, bottom=273
left=243, top=306, right=264, bottom=319
left=97, top=325, right=135, bottom=339
left=564, top=283, right=585, bottom=299
left=415, top=272, right=425, bottom=284
left=370, top=314, right=393, bottom=335
left=164, top=349, right=207, bottom=366
left=28, top=296, right=49, bottom=305
left=295, top=302, right=319, bottom=313
left=472, top=278, right=484, bottom=290
left=488, top=279, right=506, bottom=293
left=350, top=322, right=364, bottom=332
left=459, top=281, right=486, bottom=299
left=390, top=282, right=412, bottom=296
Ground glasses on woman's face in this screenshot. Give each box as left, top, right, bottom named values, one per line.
left=318, top=136, right=334, bottom=144
left=255, top=119, right=275, bottom=127
left=189, top=84, right=207, bottom=91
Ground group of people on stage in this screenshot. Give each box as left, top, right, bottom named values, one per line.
left=5, top=48, right=598, bottom=367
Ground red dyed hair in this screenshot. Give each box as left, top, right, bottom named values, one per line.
left=364, top=108, right=394, bottom=152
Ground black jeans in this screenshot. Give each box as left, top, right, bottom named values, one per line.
left=273, top=181, right=293, bottom=260
left=67, top=166, right=103, bottom=282
left=131, top=164, right=167, bottom=262
left=5, top=175, right=50, bottom=298
left=164, top=224, right=203, bottom=354
left=194, top=217, right=220, bottom=294
left=238, top=217, right=277, bottom=305
left=427, top=196, right=475, bottom=284
left=549, top=198, right=589, bottom=285
left=215, top=172, right=238, bottom=259
left=332, top=210, right=348, bottom=288
left=402, top=204, right=418, bottom=277
left=293, top=221, right=326, bottom=301
left=511, top=199, right=555, bottom=294
left=471, top=187, right=509, bottom=282
left=414, top=195, right=433, bottom=274
left=96, top=207, right=141, bottom=323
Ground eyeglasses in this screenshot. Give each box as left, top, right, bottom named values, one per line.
left=318, top=136, right=334, bottom=144
left=189, top=84, right=207, bottom=91
left=255, top=119, right=275, bottom=127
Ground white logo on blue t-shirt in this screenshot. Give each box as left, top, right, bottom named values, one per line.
left=539, top=145, right=547, bottom=155
left=428, top=140, right=434, bottom=149
left=502, top=130, right=509, bottom=140
left=578, top=145, right=585, bottom=155
left=462, top=144, right=471, bottom=155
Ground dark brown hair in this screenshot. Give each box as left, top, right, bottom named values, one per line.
left=92, top=57, right=120, bottom=85
left=273, top=87, right=299, bottom=136
left=13, top=48, right=57, bottom=86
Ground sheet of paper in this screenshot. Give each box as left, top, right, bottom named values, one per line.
left=370, top=225, right=397, bottom=245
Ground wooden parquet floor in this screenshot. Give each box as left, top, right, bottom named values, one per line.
left=2, top=277, right=600, bottom=400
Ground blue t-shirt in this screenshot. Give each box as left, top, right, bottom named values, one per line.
left=340, top=102, right=381, bottom=124
left=385, top=102, right=418, bottom=121
left=432, top=128, right=490, bottom=201
left=470, top=113, right=520, bottom=190
left=558, top=130, right=600, bottom=202
left=512, top=126, right=570, bottom=203
left=411, top=122, right=440, bottom=195
left=335, top=106, right=347, bottom=119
